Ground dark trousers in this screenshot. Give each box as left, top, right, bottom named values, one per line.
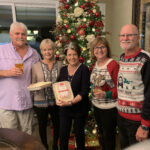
left=34, top=105, right=59, bottom=150
left=59, top=114, right=87, bottom=150
left=117, top=114, right=141, bottom=149
left=93, top=106, right=117, bottom=150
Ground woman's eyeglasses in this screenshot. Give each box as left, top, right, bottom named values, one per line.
left=94, top=46, right=106, bottom=50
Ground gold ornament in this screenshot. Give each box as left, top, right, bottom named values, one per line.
left=67, top=29, right=71, bottom=33
left=56, top=51, right=60, bottom=55
left=92, top=129, right=97, bottom=134
left=93, top=9, right=97, bottom=13
left=64, top=19, right=68, bottom=24
left=82, top=47, right=87, bottom=51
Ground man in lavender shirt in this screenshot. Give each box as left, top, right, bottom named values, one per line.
left=0, top=22, right=41, bottom=135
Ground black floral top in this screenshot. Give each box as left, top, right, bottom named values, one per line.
left=41, top=61, right=59, bottom=106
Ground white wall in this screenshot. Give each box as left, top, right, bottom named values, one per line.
left=111, top=0, right=133, bottom=60
left=99, top=0, right=133, bottom=60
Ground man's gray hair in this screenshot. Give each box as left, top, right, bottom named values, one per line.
left=10, top=22, right=28, bottom=34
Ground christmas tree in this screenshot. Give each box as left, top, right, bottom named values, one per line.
left=54, top=0, right=104, bottom=69
left=53, top=0, right=105, bottom=147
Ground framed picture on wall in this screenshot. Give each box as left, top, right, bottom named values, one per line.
left=133, top=0, right=150, bottom=52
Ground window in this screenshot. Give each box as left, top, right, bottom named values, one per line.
left=0, top=5, right=12, bottom=44
left=0, top=1, right=57, bottom=53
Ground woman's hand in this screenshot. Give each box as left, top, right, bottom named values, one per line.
left=94, top=91, right=106, bottom=99
left=56, top=99, right=72, bottom=106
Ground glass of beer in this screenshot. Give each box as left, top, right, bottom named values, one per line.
left=15, top=59, right=24, bottom=72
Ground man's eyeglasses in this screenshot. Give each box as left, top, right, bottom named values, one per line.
left=119, top=34, right=138, bottom=38
left=94, top=46, right=106, bottom=50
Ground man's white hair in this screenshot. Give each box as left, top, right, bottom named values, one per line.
left=9, top=22, right=28, bottom=34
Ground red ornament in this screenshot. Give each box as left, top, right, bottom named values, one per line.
left=77, top=25, right=82, bottom=32
left=66, top=40, right=70, bottom=44
left=89, top=20, right=95, bottom=27
left=90, top=3, right=94, bottom=7
left=65, top=4, right=69, bottom=9
left=82, top=24, right=87, bottom=29
left=65, top=24, right=69, bottom=29
left=84, top=3, right=89, bottom=7
left=78, top=29, right=85, bottom=36
left=80, top=5, right=85, bottom=9
left=56, top=55, right=59, bottom=60
left=79, top=57, right=84, bottom=63
left=56, top=36, right=59, bottom=40
left=88, top=10, right=93, bottom=14
left=89, top=67, right=93, bottom=72
left=58, top=25, right=63, bottom=30
left=70, top=35, right=76, bottom=40
left=95, top=12, right=99, bottom=17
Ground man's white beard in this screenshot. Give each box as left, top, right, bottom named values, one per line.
left=120, top=40, right=137, bottom=50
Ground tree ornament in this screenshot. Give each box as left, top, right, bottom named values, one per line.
left=92, top=128, right=97, bottom=134
left=89, top=20, right=95, bottom=27
left=79, top=57, right=84, bottom=63
left=64, top=19, right=68, bottom=24
left=87, top=60, right=91, bottom=64
left=95, top=20, right=103, bottom=27
left=65, top=4, right=69, bottom=9
left=56, top=55, right=60, bottom=60
left=92, top=28, right=96, bottom=32
left=70, top=35, right=76, bottom=40
left=93, top=9, right=97, bottom=13
left=56, top=36, right=59, bottom=40
left=65, top=24, right=69, bottom=29
left=80, top=5, right=85, bottom=9
left=95, top=12, right=99, bottom=17
left=67, top=29, right=71, bottom=33
left=78, top=29, right=85, bottom=36
left=82, top=47, right=87, bottom=51
left=56, top=51, right=60, bottom=55
left=89, top=67, right=93, bottom=72
left=75, top=1, right=78, bottom=6
left=83, top=18, right=87, bottom=22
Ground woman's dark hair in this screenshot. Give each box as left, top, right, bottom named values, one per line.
left=90, top=37, right=112, bottom=60
left=64, top=42, right=81, bottom=57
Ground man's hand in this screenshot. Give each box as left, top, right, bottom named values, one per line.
left=8, top=67, right=23, bottom=77
left=136, top=125, right=149, bottom=142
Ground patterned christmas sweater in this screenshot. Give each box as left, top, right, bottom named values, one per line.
left=90, top=58, right=119, bottom=109
left=117, top=49, right=150, bottom=127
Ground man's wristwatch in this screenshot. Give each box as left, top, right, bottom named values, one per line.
left=141, top=125, right=149, bottom=131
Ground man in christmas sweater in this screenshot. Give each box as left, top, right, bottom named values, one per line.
left=117, top=24, right=150, bottom=149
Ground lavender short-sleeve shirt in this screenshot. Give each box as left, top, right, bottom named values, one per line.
left=0, top=43, right=41, bottom=111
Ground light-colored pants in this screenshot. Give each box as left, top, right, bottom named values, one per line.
left=0, top=108, right=34, bottom=135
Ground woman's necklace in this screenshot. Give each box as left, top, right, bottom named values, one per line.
left=67, top=63, right=81, bottom=83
